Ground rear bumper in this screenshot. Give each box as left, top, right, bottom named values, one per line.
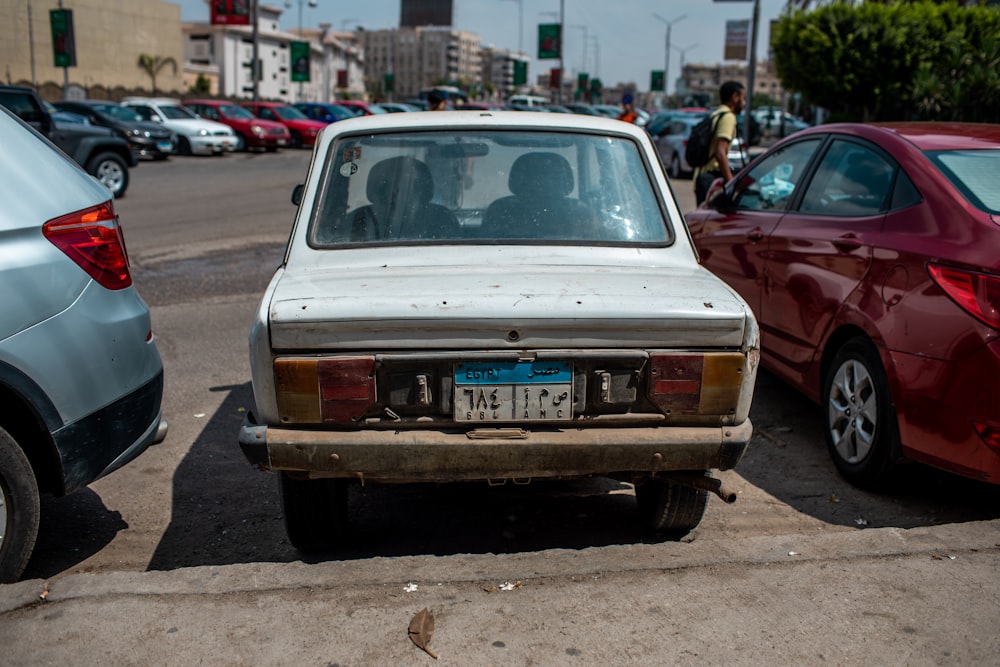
left=239, top=411, right=752, bottom=482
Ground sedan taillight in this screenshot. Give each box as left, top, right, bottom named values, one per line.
left=43, top=201, right=132, bottom=290
left=275, top=357, right=376, bottom=424
left=928, top=263, right=1000, bottom=330
left=647, top=352, right=745, bottom=417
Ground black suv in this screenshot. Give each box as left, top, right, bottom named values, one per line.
left=53, top=100, right=176, bottom=160
left=0, top=86, right=137, bottom=198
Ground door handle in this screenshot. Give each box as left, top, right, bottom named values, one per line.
left=833, top=234, right=863, bottom=252
left=746, top=227, right=765, bottom=242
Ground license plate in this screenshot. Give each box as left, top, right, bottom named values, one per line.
left=157, top=140, right=173, bottom=152
left=454, top=361, right=572, bottom=422
left=276, top=139, right=287, bottom=146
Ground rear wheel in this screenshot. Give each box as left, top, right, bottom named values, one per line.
left=84, top=152, right=128, bottom=198
left=0, top=427, right=40, bottom=583
left=235, top=133, right=248, bottom=152
left=178, top=136, right=193, bottom=155
left=824, top=337, right=899, bottom=488
left=669, top=154, right=682, bottom=179
left=634, top=472, right=710, bottom=538
left=278, top=473, right=348, bottom=552
left=289, top=131, right=303, bottom=149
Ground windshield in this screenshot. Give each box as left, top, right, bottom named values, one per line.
left=218, top=104, right=255, bottom=120
left=309, top=129, right=672, bottom=247
left=94, top=104, right=143, bottom=122
left=925, top=149, right=1000, bottom=215
left=160, top=104, right=198, bottom=120
left=273, top=105, right=309, bottom=120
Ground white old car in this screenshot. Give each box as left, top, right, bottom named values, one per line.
left=239, top=111, right=759, bottom=551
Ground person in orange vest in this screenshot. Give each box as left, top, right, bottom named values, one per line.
left=618, top=93, right=638, bottom=124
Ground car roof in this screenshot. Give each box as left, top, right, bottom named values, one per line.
left=794, top=122, right=1000, bottom=152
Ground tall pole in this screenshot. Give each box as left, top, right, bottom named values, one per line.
left=297, top=0, right=303, bottom=101
left=746, top=0, right=760, bottom=150
left=502, top=0, right=523, bottom=55
left=252, top=0, right=259, bottom=101
left=558, top=0, right=564, bottom=103
left=27, top=0, right=36, bottom=86
left=652, top=13, right=685, bottom=101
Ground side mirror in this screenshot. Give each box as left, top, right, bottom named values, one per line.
left=291, top=183, right=304, bottom=206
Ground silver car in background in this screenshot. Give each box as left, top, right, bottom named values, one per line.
left=0, top=106, right=167, bottom=582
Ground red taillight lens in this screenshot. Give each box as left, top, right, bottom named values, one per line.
left=43, top=201, right=132, bottom=290
left=928, top=263, right=1000, bottom=330
left=275, top=357, right=376, bottom=424
left=973, top=420, right=1000, bottom=455
left=647, top=352, right=744, bottom=416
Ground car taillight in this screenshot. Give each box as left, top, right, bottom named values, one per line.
left=43, top=201, right=132, bottom=290
left=973, top=420, right=1000, bottom=455
left=275, top=357, right=376, bottom=424
left=647, top=353, right=744, bottom=416
left=928, top=263, right=1000, bottom=330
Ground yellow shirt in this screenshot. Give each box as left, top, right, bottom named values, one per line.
left=696, top=105, right=737, bottom=175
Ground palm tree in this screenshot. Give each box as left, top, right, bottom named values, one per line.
left=137, top=54, right=178, bottom=95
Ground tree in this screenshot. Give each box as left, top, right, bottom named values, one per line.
left=772, top=1, right=1000, bottom=122
left=137, top=54, right=178, bottom=95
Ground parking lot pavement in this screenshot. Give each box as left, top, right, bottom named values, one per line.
left=2, top=519, right=999, bottom=664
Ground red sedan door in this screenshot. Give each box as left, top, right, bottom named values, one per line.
left=760, top=138, right=894, bottom=387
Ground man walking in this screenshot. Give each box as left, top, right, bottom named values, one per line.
left=693, top=80, right=746, bottom=205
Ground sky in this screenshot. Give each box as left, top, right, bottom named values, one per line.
left=169, top=0, right=790, bottom=91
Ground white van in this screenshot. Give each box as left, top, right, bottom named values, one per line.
left=508, top=95, right=550, bottom=108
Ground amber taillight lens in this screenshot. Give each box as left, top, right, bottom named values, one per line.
left=43, top=201, right=132, bottom=290
left=275, top=357, right=376, bottom=424
left=647, top=353, right=744, bottom=416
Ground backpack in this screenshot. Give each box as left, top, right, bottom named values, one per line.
left=685, top=110, right=728, bottom=169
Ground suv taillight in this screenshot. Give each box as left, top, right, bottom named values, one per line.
left=43, top=201, right=132, bottom=290
left=928, top=263, right=1000, bottom=330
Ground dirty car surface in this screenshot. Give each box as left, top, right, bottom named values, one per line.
left=239, top=111, right=759, bottom=551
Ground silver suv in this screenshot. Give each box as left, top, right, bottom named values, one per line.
left=0, top=106, right=167, bottom=582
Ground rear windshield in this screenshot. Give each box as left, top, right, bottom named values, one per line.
left=308, top=129, right=672, bottom=246
left=924, top=149, right=1000, bottom=215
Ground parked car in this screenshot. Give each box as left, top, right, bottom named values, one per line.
left=753, top=107, right=811, bottom=141
left=645, top=109, right=707, bottom=137
left=653, top=116, right=749, bottom=179
left=0, top=85, right=136, bottom=198
left=374, top=102, right=420, bottom=113
left=122, top=96, right=236, bottom=156
left=294, top=102, right=355, bottom=124
left=52, top=99, right=176, bottom=160
left=335, top=100, right=386, bottom=117
left=0, top=105, right=167, bottom=582
left=686, top=122, right=1000, bottom=488
left=182, top=99, right=290, bottom=152
left=241, top=101, right=327, bottom=149
left=238, top=111, right=759, bottom=551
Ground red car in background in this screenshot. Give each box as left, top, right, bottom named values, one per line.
left=183, top=99, right=290, bottom=152
left=335, top=100, right=387, bottom=117
left=686, top=122, right=1000, bottom=488
left=241, top=101, right=327, bottom=148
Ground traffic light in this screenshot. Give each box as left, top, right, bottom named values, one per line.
left=49, top=9, right=77, bottom=68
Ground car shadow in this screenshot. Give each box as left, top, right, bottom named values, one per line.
left=147, top=382, right=662, bottom=572
left=21, top=490, right=128, bottom=580
left=738, top=369, right=1000, bottom=530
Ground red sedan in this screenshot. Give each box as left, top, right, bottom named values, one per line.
left=183, top=99, right=290, bottom=151
left=241, top=101, right=327, bottom=148
left=686, top=122, right=1000, bottom=487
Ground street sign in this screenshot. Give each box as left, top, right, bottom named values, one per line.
left=538, top=24, right=561, bottom=60
left=651, top=70, right=664, bottom=92
left=290, top=41, right=310, bottom=82
left=513, top=61, right=527, bottom=86
left=725, top=19, right=750, bottom=60
left=211, top=0, right=251, bottom=26
left=49, top=9, right=76, bottom=68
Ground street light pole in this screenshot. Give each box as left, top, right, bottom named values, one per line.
left=653, top=13, right=685, bottom=101
left=501, top=0, right=523, bottom=56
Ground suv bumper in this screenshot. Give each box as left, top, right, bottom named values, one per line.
left=239, top=411, right=751, bottom=482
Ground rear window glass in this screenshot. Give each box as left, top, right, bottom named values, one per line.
left=308, top=130, right=672, bottom=246
left=925, top=149, right=1000, bottom=215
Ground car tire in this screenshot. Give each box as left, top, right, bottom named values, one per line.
left=823, top=337, right=899, bottom=488
left=0, top=426, right=41, bottom=584
left=278, top=473, right=348, bottom=552
left=669, top=154, right=681, bottom=180
left=178, top=136, right=193, bottom=156
left=634, top=472, right=709, bottom=537
left=235, top=134, right=248, bottom=152
left=84, top=152, right=129, bottom=199
left=289, top=131, right=303, bottom=149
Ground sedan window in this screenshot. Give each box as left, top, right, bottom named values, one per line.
left=799, top=140, right=894, bottom=216
left=732, top=139, right=822, bottom=211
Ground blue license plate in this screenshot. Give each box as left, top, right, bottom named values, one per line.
left=454, top=361, right=573, bottom=422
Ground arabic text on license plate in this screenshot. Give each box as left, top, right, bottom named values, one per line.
left=454, top=361, right=572, bottom=422
left=157, top=141, right=173, bottom=151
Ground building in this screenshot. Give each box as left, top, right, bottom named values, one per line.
left=182, top=4, right=365, bottom=102
left=357, top=26, right=482, bottom=102
left=1, top=0, right=184, bottom=98
left=677, top=60, right=785, bottom=107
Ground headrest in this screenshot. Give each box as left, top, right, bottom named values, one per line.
left=508, top=152, right=574, bottom=198
left=366, top=156, right=434, bottom=206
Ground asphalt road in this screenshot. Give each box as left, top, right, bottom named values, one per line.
left=3, top=139, right=999, bottom=663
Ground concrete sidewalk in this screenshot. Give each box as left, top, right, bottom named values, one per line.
left=3, top=519, right=999, bottom=665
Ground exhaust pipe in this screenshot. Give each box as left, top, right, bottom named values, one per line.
left=659, top=472, right=738, bottom=503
